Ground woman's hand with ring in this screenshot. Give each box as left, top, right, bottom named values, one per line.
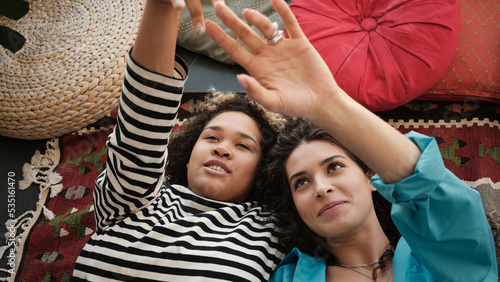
left=264, top=22, right=284, bottom=45
left=205, top=0, right=343, bottom=122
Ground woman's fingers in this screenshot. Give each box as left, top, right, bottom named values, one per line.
left=271, top=0, right=304, bottom=39
left=206, top=2, right=263, bottom=66
left=237, top=74, right=281, bottom=113
left=213, top=2, right=270, bottom=55
left=184, top=0, right=205, bottom=35
left=205, top=20, right=255, bottom=67
left=182, top=0, right=225, bottom=35
left=169, top=0, right=185, bottom=9
left=241, top=9, right=277, bottom=42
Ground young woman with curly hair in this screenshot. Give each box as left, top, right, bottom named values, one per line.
left=74, top=1, right=286, bottom=280
left=166, top=91, right=283, bottom=201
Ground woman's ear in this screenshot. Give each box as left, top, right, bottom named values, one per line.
left=365, top=171, right=376, bottom=191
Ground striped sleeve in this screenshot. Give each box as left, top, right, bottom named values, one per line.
left=94, top=52, right=188, bottom=232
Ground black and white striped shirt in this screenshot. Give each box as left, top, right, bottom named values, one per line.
left=73, top=53, right=284, bottom=281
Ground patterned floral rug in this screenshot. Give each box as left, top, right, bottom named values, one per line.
left=1, top=96, right=499, bottom=281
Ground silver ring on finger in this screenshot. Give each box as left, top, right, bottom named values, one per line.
left=265, top=22, right=284, bottom=45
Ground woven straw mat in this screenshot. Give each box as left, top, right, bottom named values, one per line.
left=0, top=0, right=144, bottom=140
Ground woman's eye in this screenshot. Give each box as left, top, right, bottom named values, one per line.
left=294, top=178, right=310, bottom=189
left=237, top=143, right=250, bottom=150
left=327, top=163, right=342, bottom=173
left=205, top=136, right=218, bottom=141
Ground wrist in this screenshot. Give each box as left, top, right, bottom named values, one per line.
left=308, top=88, right=353, bottom=129
left=133, top=0, right=181, bottom=77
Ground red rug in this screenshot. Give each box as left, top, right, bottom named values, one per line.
left=11, top=122, right=113, bottom=281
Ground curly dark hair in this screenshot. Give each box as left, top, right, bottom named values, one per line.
left=258, top=119, right=401, bottom=279
left=166, top=91, right=284, bottom=202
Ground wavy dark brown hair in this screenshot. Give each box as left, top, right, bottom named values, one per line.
left=166, top=91, right=284, bottom=201
left=258, top=119, right=400, bottom=279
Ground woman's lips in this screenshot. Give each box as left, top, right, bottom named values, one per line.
left=204, top=159, right=231, bottom=174
left=318, top=201, right=346, bottom=216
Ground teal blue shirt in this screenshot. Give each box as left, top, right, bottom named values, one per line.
left=270, top=132, right=498, bottom=282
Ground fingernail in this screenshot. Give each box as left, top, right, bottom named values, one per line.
left=214, top=0, right=224, bottom=5
left=237, top=75, right=248, bottom=89
left=195, top=22, right=205, bottom=35
left=174, top=0, right=184, bottom=8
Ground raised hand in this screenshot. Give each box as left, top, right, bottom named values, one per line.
left=205, top=0, right=342, bottom=121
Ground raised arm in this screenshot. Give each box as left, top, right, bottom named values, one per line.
left=205, top=0, right=420, bottom=183
left=94, top=0, right=188, bottom=231
left=95, top=0, right=229, bottom=231
left=132, top=0, right=219, bottom=75
left=131, top=0, right=181, bottom=76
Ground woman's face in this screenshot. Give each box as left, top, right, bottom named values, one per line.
left=285, top=140, right=375, bottom=239
left=187, top=111, right=262, bottom=203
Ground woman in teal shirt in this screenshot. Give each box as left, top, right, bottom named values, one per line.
left=205, top=1, right=498, bottom=281
left=261, top=120, right=498, bottom=281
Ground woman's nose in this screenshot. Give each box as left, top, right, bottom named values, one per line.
left=213, top=146, right=230, bottom=159
left=314, top=178, right=335, bottom=198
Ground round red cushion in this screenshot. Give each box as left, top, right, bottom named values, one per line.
left=290, top=0, right=461, bottom=111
